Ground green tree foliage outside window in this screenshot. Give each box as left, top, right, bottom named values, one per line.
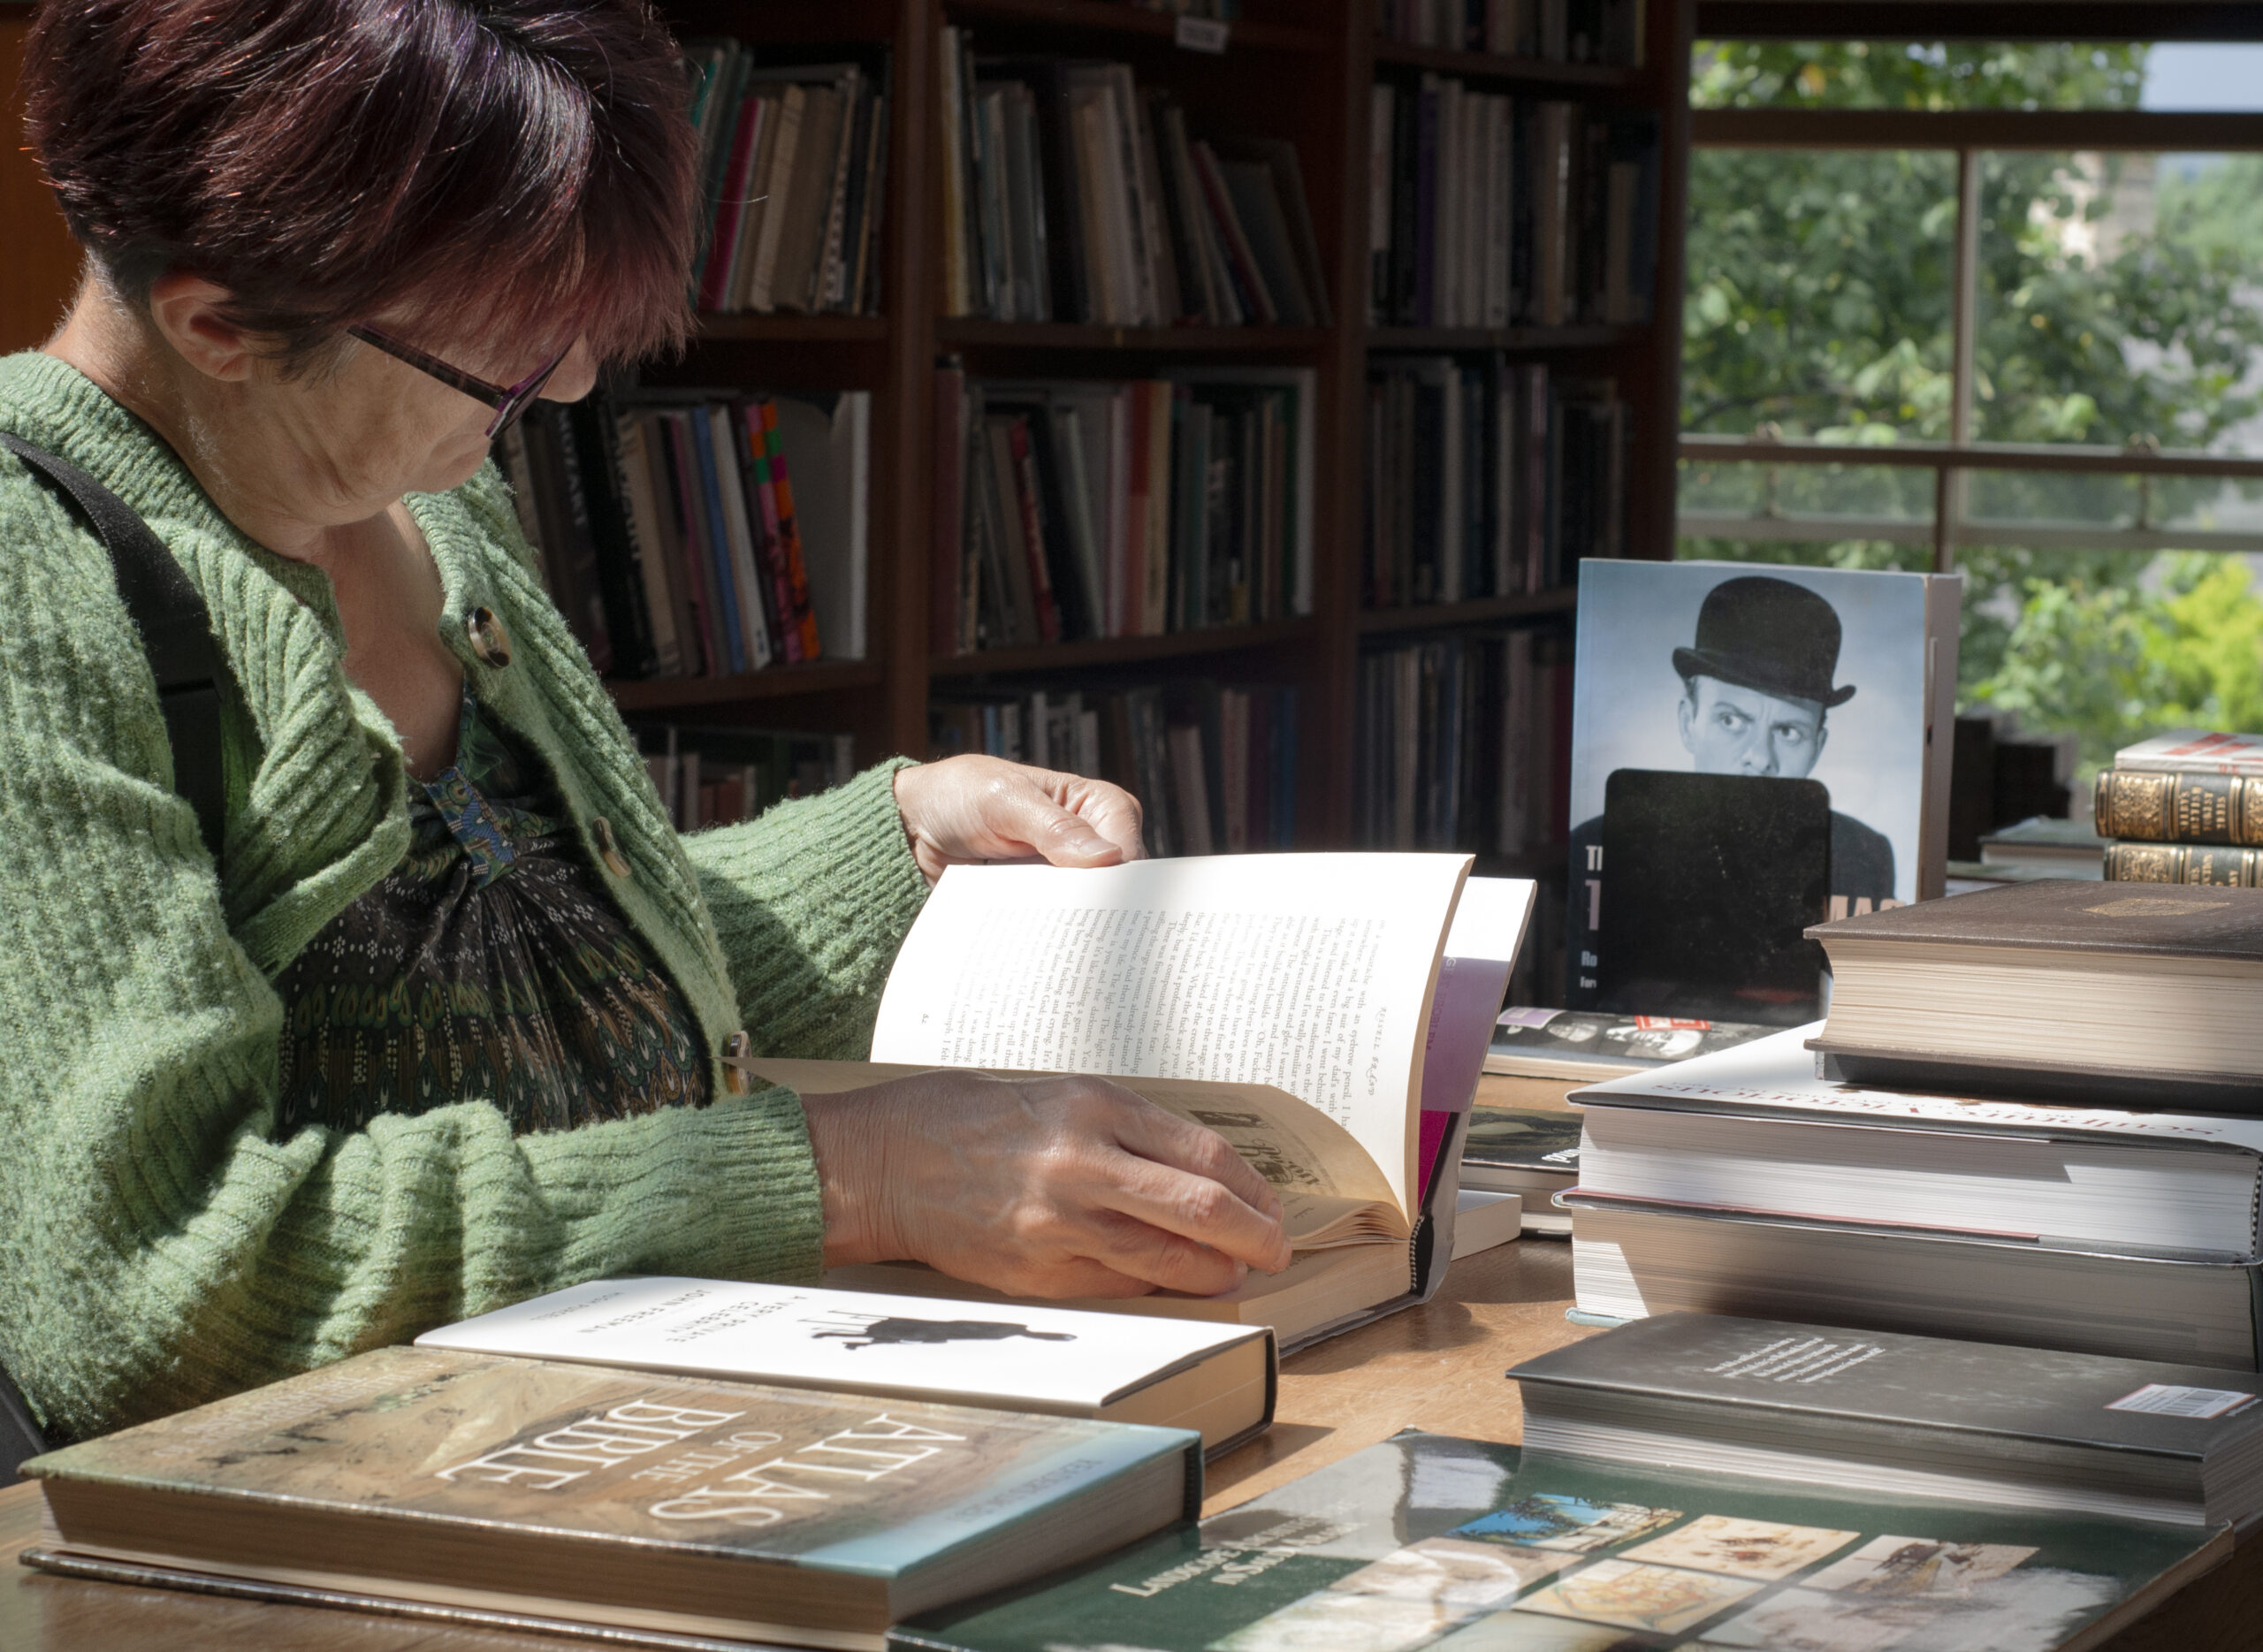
left=1680, top=41, right=2263, bottom=773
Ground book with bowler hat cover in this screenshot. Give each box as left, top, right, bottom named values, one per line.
left=1563, top=560, right=1959, bottom=1017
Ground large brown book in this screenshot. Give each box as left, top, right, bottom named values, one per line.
left=20, top=1346, right=1201, bottom=1650
left=2095, top=766, right=2263, bottom=846
left=2105, top=841, right=2263, bottom=887
left=1805, top=879, right=2263, bottom=1108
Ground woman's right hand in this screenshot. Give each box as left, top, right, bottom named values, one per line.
left=801, top=1069, right=1294, bottom=1299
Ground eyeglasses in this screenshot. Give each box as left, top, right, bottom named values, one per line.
left=347, top=324, right=572, bottom=438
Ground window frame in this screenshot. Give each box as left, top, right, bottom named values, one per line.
left=1679, top=105, right=2263, bottom=569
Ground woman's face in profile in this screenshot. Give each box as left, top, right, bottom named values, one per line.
left=291, top=324, right=598, bottom=504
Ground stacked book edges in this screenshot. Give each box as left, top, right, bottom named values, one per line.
left=933, top=365, right=1313, bottom=653
left=688, top=42, right=890, bottom=317
left=2097, top=729, right=2263, bottom=887
left=940, top=40, right=1330, bottom=330
left=501, top=389, right=868, bottom=682
left=1364, top=357, right=1627, bottom=607
left=932, top=681, right=1297, bottom=859
left=1562, top=1022, right=2263, bottom=1372
left=1368, top=80, right=1658, bottom=330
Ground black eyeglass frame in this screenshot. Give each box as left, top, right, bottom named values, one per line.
left=347, top=325, right=571, bottom=438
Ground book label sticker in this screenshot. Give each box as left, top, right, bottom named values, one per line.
left=1803, top=1535, right=2037, bottom=1600
left=1175, top=16, right=1231, bottom=52
left=1452, top=1493, right=1681, bottom=1553
left=2106, top=1382, right=2257, bottom=1420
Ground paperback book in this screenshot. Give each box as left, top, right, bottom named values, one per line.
left=21, top=1346, right=1202, bottom=1650
left=1565, top=561, right=1960, bottom=1020
left=787, top=857, right=1534, bottom=1347
left=895, top=1430, right=2220, bottom=1652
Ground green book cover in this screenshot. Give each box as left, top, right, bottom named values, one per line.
left=896, top=1431, right=2221, bottom=1652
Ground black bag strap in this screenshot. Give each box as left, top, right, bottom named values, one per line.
left=3, top=433, right=230, bottom=861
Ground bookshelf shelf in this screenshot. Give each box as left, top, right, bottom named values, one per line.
left=931, top=619, right=1319, bottom=679
left=936, top=320, right=1334, bottom=354
left=1366, top=324, right=1636, bottom=352
left=697, top=315, right=889, bottom=343
left=943, top=0, right=1331, bottom=55
left=1357, top=588, right=1580, bottom=635
left=606, top=660, right=886, bottom=712
left=1369, top=39, right=1634, bottom=87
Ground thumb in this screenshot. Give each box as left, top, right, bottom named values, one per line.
left=1009, top=790, right=1125, bottom=867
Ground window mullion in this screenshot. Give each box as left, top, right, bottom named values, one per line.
left=1941, top=144, right=1981, bottom=574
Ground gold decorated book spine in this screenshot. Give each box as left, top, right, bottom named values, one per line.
left=2093, top=769, right=2263, bottom=845
left=2103, top=841, right=2263, bottom=887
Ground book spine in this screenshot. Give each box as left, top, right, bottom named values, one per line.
left=2095, top=768, right=2263, bottom=846
left=757, top=400, right=827, bottom=662
left=933, top=359, right=968, bottom=656
left=2105, top=841, right=2263, bottom=887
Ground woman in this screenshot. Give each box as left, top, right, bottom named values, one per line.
left=0, top=0, right=1288, bottom=1444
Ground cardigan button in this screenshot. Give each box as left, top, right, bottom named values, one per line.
left=722, top=1031, right=754, bottom=1096
left=466, top=606, right=512, bottom=668
left=591, top=816, right=632, bottom=879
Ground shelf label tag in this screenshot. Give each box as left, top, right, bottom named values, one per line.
left=1175, top=16, right=1231, bottom=53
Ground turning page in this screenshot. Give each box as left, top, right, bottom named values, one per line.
left=869, top=854, right=1472, bottom=1214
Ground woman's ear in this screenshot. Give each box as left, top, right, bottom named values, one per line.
left=145, top=272, right=259, bottom=382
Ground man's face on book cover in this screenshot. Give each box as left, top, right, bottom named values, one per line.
left=1677, top=675, right=1829, bottom=779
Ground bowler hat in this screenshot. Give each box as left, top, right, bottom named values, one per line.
left=1671, top=575, right=1857, bottom=709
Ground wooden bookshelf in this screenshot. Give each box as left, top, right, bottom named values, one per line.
left=633, top=0, right=1692, bottom=843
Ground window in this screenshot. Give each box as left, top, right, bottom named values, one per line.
left=1678, top=41, right=2263, bottom=772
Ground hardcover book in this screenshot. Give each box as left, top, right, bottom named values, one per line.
left=1565, top=560, right=1960, bottom=1018
left=2094, top=766, right=2263, bottom=846
left=894, top=1431, right=2220, bottom=1652
left=2104, top=841, right=2263, bottom=887
left=418, top=1277, right=1274, bottom=1455
left=772, top=858, right=1534, bottom=1350
left=20, top=1346, right=1203, bottom=1650
left=1803, top=879, right=2263, bottom=1108
left=1511, top=1313, right=2263, bottom=1527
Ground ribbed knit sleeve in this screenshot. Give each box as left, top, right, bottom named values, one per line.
left=0, top=470, right=827, bottom=1443
left=683, top=758, right=932, bottom=1060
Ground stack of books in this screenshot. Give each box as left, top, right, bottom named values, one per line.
left=500, top=388, right=869, bottom=681
left=929, top=680, right=1299, bottom=858
left=1367, top=80, right=1658, bottom=330
left=2094, top=728, right=2263, bottom=887
left=1563, top=880, right=2263, bottom=1368
left=687, top=43, right=891, bottom=318
left=1362, top=357, right=1627, bottom=605
left=938, top=40, right=1330, bottom=330
left=636, top=724, right=858, bottom=833
left=932, top=364, right=1313, bottom=653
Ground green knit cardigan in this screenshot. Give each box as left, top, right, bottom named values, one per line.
left=0, top=353, right=931, bottom=1441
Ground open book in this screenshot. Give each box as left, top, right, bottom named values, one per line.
left=757, top=854, right=1534, bottom=1349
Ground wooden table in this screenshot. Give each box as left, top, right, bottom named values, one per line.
left=4, top=1234, right=2259, bottom=1647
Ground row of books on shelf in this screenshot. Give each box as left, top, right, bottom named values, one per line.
left=1366, top=358, right=1624, bottom=606
left=636, top=724, right=857, bottom=834
left=933, top=362, right=1314, bottom=654
left=502, top=388, right=868, bottom=682
left=686, top=42, right=890, bottom=316
left=931, top=680, right=1298, bottom=858
left=939, top=34, right=1331, bottom=328
left=1377, top=0, right=1647, bottom=65
left=1354, top=627, right=1569, bottom=857
left=1369, top=80, right=1658, bottom=330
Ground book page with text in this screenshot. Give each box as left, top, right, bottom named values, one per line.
left=867, top=854, right=1471, bottom=1213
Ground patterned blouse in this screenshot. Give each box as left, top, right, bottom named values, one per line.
left=274, top=688, right=709, bottom=1136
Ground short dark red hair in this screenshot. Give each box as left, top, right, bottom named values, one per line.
left=23, top=0, right=697, bottom=366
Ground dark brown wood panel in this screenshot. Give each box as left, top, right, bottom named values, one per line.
left=0, top=16, right=81, bottom=355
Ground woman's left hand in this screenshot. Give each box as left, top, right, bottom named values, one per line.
left=894, top=756, right=1145, bottom=883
